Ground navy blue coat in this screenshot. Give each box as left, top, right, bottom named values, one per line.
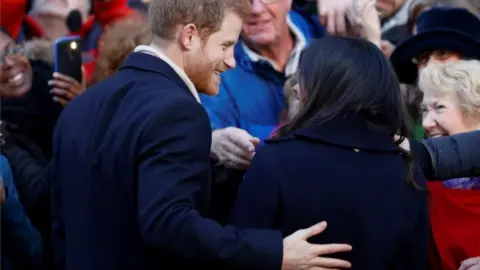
left=229, top=116, right=429, bottom=270
left=50, top=52, right=283, bottom=270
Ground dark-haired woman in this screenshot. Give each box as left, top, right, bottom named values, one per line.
left=229, top=36, right=428, bottom=270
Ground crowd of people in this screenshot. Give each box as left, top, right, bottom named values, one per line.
left=1, top=0, right=480, bottom=269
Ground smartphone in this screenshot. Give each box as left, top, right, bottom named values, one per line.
left=54, top=36, right=82, bottom=82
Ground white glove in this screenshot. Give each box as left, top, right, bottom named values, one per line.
left=211, top=127, right=260, bottom=170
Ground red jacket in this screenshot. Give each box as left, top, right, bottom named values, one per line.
left=428, top=182, right=480, bottom=270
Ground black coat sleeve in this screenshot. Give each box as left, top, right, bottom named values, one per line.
left=413, top=131, right=480, bottom=180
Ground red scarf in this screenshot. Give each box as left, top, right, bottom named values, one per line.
left=428, top=181, right=480, bottom=270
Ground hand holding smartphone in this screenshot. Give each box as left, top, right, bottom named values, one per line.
left=54, top=36, right=82, bottom=82
left=51, top=36, right=86, bottom=106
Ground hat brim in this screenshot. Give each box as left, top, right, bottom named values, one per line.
left=390, top=29, right=480, bottom=84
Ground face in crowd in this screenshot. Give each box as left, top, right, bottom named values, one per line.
left=421, top=90, right=472, bottom=138
left=184, top=11, right=242, bottom=95
left=0, top=31, right=33, bottom=97
left=376, top=0, right=407, bottom=20
left=420, top=61, right=480, bottom=138
left=241, top=0, right=292, bottom=46
left=415, top=47, right=468, bottom=138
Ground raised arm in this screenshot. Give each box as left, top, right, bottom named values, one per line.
left=409, top=131, right=480, bottom=180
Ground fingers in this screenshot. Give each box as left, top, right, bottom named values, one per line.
left=49, top=73, right=82, bottom=93
left=212, top=128, right=259, bottom=169
left=311, top=243, right=353, bottom=255
left=395, top=136, right=410, bottom=152
left=53, top=96, right=69, bottom=106
left=81, top=67, right=88, bottom=88
left=459, top=257, right=480, bottom=270
left=318, top=0, right=351, bottom=36
left=249, top=137, right=261, bottom=146
left=309, top=256, right=352, bottom=269
left=297, top=221, right=328, bottom=240
left=51, top=88, right=73, bottom=100
left=222, top=134, right=256, bottom=161
left=326, top=11, right=336, bottom=35
left=53, top=72, right=81, bottom=86
left=220, top=144, right=252, bottom=168
left=49, top=72, right=86, bottom=103
left=227, top=129, right=258, bottom=152
left=334, top=10, right=347, bottom=36
left=49, top=78, right=73, bottom=90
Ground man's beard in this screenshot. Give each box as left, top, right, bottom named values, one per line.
left=185, top=53, right=216, bottom=96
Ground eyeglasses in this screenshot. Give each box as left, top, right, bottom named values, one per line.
left=0, top=43, right=26, bottom=65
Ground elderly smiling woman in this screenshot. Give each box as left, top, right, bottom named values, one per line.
left=418, top=60, right=480, bottom=270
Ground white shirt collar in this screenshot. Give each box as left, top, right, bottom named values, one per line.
left=241, top=14, right=307, bottom=77
left=133, top=44, right=201, bottom=103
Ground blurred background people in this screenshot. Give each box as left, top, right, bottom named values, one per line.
left=92, top=14, right=151, bottom=83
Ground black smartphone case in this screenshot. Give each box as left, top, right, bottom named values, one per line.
left=54, top=38, right=83, bottom=82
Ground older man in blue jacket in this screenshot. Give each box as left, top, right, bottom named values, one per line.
left=203, top=0, right=326, bottom=171
left=202, top=0, right=378, bottom=170
left=50, top=0, right=352, bottom=270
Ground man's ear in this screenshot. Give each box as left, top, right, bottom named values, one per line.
left=179, top=23, right=199, bottom=50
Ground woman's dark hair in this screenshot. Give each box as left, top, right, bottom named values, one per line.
left=275, top=36, right=419, bottom=189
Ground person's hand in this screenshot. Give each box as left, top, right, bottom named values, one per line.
left=211, top=127, right=260, bottom=170
left=459, top=257, right=480, bottom=270
left=317, top=0, right=355, bottom=36
left=349, top=0, right=381, bottom=47
left=282, top=221, right=352, bottom=270
left=394, top=135, right=410, bottom=152
left=0, top=177, right=6, bottom=204
left=49, top=69, right=87, bottom=106
left=380, top=40, right=395, bottom=57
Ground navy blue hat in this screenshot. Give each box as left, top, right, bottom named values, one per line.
left=390, top=7, right=480, bottom=84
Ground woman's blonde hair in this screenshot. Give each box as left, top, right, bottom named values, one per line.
left=418, top=60, right=480, bottom=119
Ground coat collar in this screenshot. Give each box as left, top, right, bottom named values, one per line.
left=281, top=115, right=399, bottom=152
left=121, top=47, right=200, bottom=103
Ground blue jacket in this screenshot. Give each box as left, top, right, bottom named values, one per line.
left=229, top=115, right=429, bottom=270
left=50, top=52, right=282, bottom=270
left=200, top=10, right=325, bottom=142
left=1, top=154, right=43, bottom=270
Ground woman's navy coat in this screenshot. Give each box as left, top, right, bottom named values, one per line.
left=229, top=115, right=429, bottom=270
